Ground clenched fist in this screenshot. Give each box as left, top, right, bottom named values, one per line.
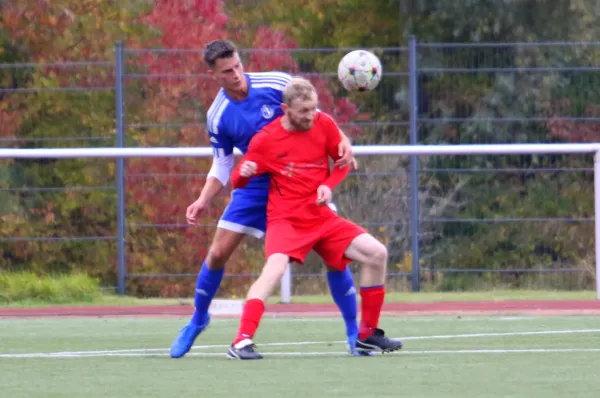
left=240, top=161, right=257, bottom=178
left=316, top=185, right=332, bottom=206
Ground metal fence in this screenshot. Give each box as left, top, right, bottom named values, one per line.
left=415, top=41, right=598, bottom=292
left=1, top=38, right=598, bottom=296
left=0, top=59, right=119, bottom=289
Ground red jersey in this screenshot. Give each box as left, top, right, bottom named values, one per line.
left=231, top=111, right=350, bottom=226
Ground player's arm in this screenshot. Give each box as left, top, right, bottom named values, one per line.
left=195, top=126, right=236, bottom=204
left=322, top=114, right=352, bottom=191
left=322, top=158, right=351, bottom=191
left=312, top=108, right=354, bottom=169
left=197, top=155, right=232, bottom=203
left=335, top=127, right=357, bottom=169
left=316, top=126, right=351, bottom=206
left=230, top=132, right=269, bottom=189
left=185, top=123, right=236, bottom=225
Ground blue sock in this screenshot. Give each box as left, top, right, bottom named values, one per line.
left=327, top=267, right=358, bottom=339
left=190, top=261, right=225, bottom=325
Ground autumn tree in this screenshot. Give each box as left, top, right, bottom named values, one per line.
left=4, top=0, right=597, bottom=293
left=119, top=0, right=365, bottom=296
left=0, top=1, right=151, bottom=283
left=227, top=0, right=600, bottom=289
left=404, top=0, right=599, bottom=287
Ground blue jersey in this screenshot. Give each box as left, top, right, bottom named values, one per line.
left=206, top=71, right=292, bottom=190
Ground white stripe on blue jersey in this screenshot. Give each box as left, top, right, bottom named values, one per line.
left=248, top=72, right=292, bottom=89
left=247, top=71, right=292, bottom=81
left=251, top=83, right=287, bottom=91
left=249, top=75, right=291, bottom=84
left=206, top=90, right=229, bottom=136
left=204, top=72, right=291, bottom=161
left=212, top=148, right=226, bottom=158
left=207, top=90, right=226, bottom=119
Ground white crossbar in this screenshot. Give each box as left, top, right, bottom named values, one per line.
left=1, top=143, right=600, bottom=158
left=2, top=143, right=598, bottom=299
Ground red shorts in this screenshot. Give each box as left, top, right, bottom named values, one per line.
left=265, top=215, right=366, bottom=270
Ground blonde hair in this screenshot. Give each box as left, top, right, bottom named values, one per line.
left=283, top=77, right=318, bottom=106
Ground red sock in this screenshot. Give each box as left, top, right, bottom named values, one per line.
left=233, top=298, right=265, bottom=345
left=358, top=285, right=385, bottom=340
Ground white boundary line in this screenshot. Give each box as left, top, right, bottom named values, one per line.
left=1, top=329, right=600, bottom=359
left=3, top=348, right=600, bottom=359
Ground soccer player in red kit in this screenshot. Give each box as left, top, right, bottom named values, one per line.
left=226, top=77, right=403, bottom=360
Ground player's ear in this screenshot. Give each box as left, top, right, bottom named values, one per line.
left=208, top=69, right=215, bottom=80
left=280, top=103, right=288, bottom=113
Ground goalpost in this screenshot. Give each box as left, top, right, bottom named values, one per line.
left=2, top=143, right=599, bottom=300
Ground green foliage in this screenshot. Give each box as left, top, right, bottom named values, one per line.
left=228, top=0, right=401, bottom=48
left=0, top=0, right=149, bottom=289
left=396, top=1, right=599, bottom=290
left=406, top=0, right=600, bottom=43
left=0, top=271, right=102, bottom=303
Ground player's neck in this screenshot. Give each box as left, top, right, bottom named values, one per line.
left=224, top=79, right=249, bottom=101
left=280, top=116, right=294, bottom=132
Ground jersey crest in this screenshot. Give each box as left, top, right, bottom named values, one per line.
left=261, top=104, right=275, bottom=119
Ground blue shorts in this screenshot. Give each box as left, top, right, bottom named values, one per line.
left=218, top=188, right=269, bottom=239
left=218, top=188, right=339, bottom=239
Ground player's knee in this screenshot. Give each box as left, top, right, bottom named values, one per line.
left=206, top=245, right=230, bottom=270
left=367, top=241, right=388, bottom=269
left=267, top=264, right=287, bottom=281
left=263, top=254, right=289, bottom=278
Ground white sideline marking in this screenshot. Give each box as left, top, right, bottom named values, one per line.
left=1, top=328, right=599, bottom=359
left=3, top=348, right=600, bottom=359
left=402, top=329, right=600, bottom=340
left=264, top=316, right=537, bottom=323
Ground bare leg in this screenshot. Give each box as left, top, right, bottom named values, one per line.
left=205, top=228, right=246, bottom=270
left=343, top=233, right=388, bottom=287
left=170, top=228, right=247, bottom=358
left=247, top=253, right=290, bottom=301
left=342, top=233, right=402, bottom=352
left=228, top=253, right=290, bottom=360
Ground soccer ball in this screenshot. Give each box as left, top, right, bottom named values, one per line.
left=337, top=50, right=382, bottom=92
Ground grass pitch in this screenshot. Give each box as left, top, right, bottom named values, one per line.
left=2, top=314, right=600, bottom=397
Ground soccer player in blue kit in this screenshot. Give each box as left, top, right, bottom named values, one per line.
left=170, top=39, right=365, bottom=358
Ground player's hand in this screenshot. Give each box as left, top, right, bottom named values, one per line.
left=240, top=161, right=257, bottom=177
left=316, top=185, right=332, bottom=206
left=335, top=136, right=358, bottom=170
left=186, top=199, right=208, bottom=226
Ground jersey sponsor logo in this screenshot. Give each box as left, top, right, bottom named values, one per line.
left=261, top=104, right=275, bottom=119
left=281, top=162, right=295, bottom=177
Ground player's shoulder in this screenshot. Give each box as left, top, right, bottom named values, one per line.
left=314, top=110, right=337, bottom=126
left=314, top=111, right=341, bottom=140
left=206, top=89, right=231, bottom=133
left=207, top=89, right=230, bottom=120
left=247, top=71, right=292, bottom=81
left=248, top=126, right=273, bottom=149
left=259, top=116, right=283, bottom=136
left=247, top=71, right=292, bottom=91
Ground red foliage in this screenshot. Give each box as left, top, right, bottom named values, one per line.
left=1, top=1, right=73, bottom=61
left=123, top=0, right=363, bottom=295
left=141, top=0, right=229, bottom=49
left=3, top=0, right=363, bottom=295
left=1, top=2, right=116, bottom=92
left=547, top=101, right=600, bottom=142
left=0, top=106, right=23, bottom=142
left=245, top=27, right=299, bottom=73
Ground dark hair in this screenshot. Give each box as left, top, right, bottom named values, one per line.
left=203, top=40, right=238, bottom=67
